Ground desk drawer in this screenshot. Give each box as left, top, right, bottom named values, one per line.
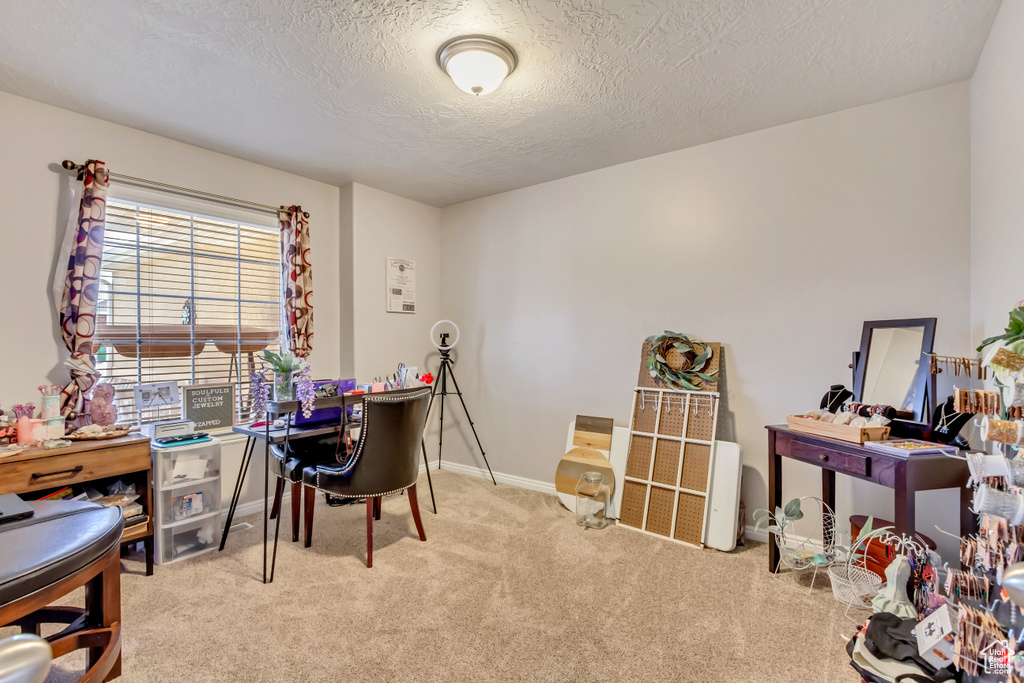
left=0, top=446, right=150, bottom=495
left=789, top=441, right=870, bottom=478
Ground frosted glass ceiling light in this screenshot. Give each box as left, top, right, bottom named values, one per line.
left=437, top=36, right=516, bottom=96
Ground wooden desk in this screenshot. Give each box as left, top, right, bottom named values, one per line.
left=0, top=435, right=155, bottom=575
left=765, top=425, right=973, bottom=573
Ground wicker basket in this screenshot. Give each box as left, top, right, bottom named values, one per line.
left=828, top=563, right=882, bottom=609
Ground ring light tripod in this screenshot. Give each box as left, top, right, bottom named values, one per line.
left=425, top=321, right=496, bottom=485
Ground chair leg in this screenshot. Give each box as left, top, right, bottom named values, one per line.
left=291, top=482, right=301, bottom=543
left=366, top=497, right=374, bottom=568
left=373, top=496, right=381, bottom=521
left=303, top=485, right=316, bottom=549
left=408, top=484, right=426, bottom=542
left=269, top=478, right=282, bottom=520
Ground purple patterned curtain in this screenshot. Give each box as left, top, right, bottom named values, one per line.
left=58, top=160, right=109, bottom=416
left=279, top=206, right=313, bottom=358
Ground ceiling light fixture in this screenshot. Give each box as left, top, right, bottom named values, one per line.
left=437, top=35, right=517, bottom=96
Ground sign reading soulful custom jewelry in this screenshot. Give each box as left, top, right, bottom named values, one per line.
left=182, top=384, right=235, bottom=430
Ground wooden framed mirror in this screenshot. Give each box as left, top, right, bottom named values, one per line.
left=852, top=318, right=936, bottom=423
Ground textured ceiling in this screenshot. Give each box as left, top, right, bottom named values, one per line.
left=0, top=0, right=1002, bottom=206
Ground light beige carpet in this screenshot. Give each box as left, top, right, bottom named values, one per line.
left=15, top=471, right=859, bottom=682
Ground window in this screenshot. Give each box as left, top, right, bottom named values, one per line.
left=96, top=193, right=281, bottom=425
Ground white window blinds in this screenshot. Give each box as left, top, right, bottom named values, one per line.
left=96, top=187, right=281, bottom=425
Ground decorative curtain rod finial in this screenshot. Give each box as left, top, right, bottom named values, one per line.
left=61, top=160, right=80, bottom=171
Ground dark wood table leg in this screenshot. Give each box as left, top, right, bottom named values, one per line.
left=822, top=468, right=836, bottom=549
left=85, top=546, right=122, bottom=680
left=145, top=536, right=154, bottom=576
left=768, top=429, right=781, bottom=573
left=894, top=462, right=915, bottom=539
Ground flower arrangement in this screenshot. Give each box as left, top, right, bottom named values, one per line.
left=250, top=370, right=270, bottom=418
left=249, top=356, right=315, bottom=419
left=296, top=363, right=314, bottom=418
left=644, top=331, right=719, bottom=391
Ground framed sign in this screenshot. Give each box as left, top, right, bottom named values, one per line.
left=386, top=257, right=416, bottom=313
left=182, top=384, right=235, bottom=431
left=134, top=382, right=179, bottom=411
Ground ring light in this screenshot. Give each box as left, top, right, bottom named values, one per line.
left=430, top=320, right=460, bottom=351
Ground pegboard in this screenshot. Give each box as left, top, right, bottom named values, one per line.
left=619, top=386, right=720, bottom=549
left=681, top=443, right=711, bottom=493
left=645, top=487, right=675, bottom=537
left=619, top=481, right=648, bottom=529
left=625, top=436, right=654, bottom=479
left=674, top=493, right=706, bottom=546
left=632, top=390, right=659, bottom=433
left=657, top=395, right=686, bottom=437
left=685, top=394, right=718, bottom=441
left=652, top=439, right=681, bottom=486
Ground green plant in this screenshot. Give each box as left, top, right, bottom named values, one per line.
left=753, top=498, right=804, bottom=537
left=978, top=305, right=1024, bottom=352
left=644, top=331, right=719, bottom=391
left=261, top=349, right=304, bottom=374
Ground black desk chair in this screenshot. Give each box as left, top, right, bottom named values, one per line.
left=270, top=432, right=339, bottom=547
left=300, top=388, right=430, bottom=568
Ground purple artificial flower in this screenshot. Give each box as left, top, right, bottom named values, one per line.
left=296, top=362, right=315, bottom=419
left=250, top=370, right=270, bottom=420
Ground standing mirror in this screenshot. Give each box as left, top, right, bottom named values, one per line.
left=852, top=318, right=936, bottom=422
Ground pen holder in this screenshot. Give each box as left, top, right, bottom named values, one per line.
left=40, top=395, right=60, bottom=419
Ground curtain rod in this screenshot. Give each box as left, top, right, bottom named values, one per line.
left=60, top=160, right=309, bottom=218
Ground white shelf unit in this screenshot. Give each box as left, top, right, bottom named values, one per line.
left=152, top=438, right=222, bottom=565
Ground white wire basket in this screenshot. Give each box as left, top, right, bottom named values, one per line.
left=828, top=563, right=882, bottom=610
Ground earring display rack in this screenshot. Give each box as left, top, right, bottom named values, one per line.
left=619, top=387, right=720, bottom=549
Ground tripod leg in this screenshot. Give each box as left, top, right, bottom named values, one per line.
left=437, top=363, right=446, bottom=470
left=421, top=438, right=437, bottom=514
left=445, top=363, right=496, bottom=485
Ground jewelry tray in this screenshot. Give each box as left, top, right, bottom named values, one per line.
left=786, top=415, right=891, bottom=444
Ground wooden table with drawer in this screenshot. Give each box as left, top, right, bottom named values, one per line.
left=0, top=434, right=154, bottom=575
left=765, top=425, right=974, bottom=573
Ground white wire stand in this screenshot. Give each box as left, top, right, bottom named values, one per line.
left=770, top=496, right=839, bottom=595
left=827, top=524, right=893, bottom=621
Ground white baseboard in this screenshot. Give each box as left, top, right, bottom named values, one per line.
left=223, top=462, right=556, bottom=526
left=420, top=460, right=556, bottom=495
left=745, top=525, right=769, bottom=543
left=222, top=495, right=289, bottom=525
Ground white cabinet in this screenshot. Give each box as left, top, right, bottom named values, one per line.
left=152, top=438, right=221, bottom=564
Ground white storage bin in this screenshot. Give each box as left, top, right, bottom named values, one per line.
left=152, top=437, right=222, bottom=565
left=161, top=480, right=221, bottom=525
left=159, top=514, right=218, bottom=564
left=153, top=440, right=221, bottom=487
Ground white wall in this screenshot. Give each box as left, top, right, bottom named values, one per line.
left=350, top=183, right=442, bottom=381
left=971, top=0, right=1024, bottom=342
left=439, top=83, right=972, bottom=559
left=0, top=90, right=342, bottom=511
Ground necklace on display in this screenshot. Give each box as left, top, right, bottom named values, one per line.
left=937, top=402, right=958, bottom=434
